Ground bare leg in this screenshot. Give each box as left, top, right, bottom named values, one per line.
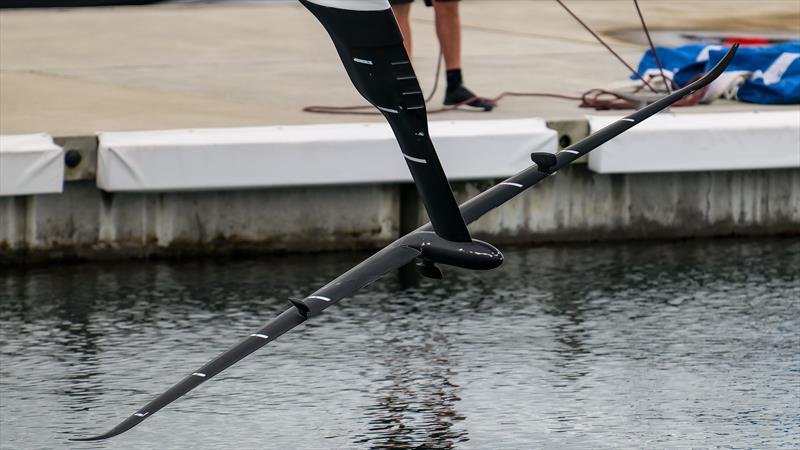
left=433, top=1, right=461, bottom=70
left=391, top=3, right=413, bottom=58
left=433, top=1, right=492, bottom=111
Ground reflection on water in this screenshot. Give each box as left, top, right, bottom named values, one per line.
left=1, top=238, right=798, bottom=449
left=355, top=326, right=466, bottom=449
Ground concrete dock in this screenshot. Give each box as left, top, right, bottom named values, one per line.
left=2, top=0, right=799, bottom=134
left=1, top=0, right=799, bottom=261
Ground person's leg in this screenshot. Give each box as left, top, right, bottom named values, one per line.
left=432, top=0, right=461, bottom=70
left=391, top=1, right=413, bottom=58
left=433, top=0, right=493, bottom=111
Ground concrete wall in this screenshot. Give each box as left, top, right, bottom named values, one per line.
left=463, top=165, right=800, bottom=243
left=1, top=182, right=399, bottom=262
left=2, top=167, right=798, bottom=262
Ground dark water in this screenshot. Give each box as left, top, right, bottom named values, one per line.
left=1, top=239, right=798, bottom=449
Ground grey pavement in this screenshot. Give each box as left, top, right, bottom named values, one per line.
left=1, top=0, right=798, bottom=136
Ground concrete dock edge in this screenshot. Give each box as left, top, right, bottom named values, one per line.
left=2, top=117, right=798, bottom=263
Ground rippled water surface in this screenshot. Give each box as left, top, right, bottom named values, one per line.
left=1, top=239, right=799, bottom=449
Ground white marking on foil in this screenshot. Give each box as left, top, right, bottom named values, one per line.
left=192, top=372, right=206, bottom=377
left=353, top=58, right=373, bottom=65
left=376, top=106, right=399, bottom=114
left=407, top=105, right=425, bottom=110
left=415, top=132, right=425, bottom=137
left=403, top=154, right=427, bottom=164
left=402, top=91, right=422, bottom=96
left=391, top=61, right=410, bottom=65
left=396, top=75, right=416, bottom=80
left=621, top=118, right=635, bottom=122
left=562, top=150, right=580, bottom=154
left=250, top=333, right=269, bottom=339
left=307, top=295, right=331, bottom=302
left=134, top=412, right=149, bottom=417
left=500, top=182, right=524, bottom=188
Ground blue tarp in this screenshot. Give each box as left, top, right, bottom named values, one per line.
left=636, top=41, right=800, bottom=104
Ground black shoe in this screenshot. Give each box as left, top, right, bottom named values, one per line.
left=444, top=85, right=495, bottom=112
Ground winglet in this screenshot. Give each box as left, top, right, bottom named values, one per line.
left=70, top=415, right=143, bottom=441
left=289, top=299, right=310, bottom=318
left=415, top=258, right=444, bottom=279
left=531, top=152, right=557, bottom=174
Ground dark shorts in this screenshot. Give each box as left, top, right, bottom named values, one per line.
left=389, top=0, right=460, bottom=6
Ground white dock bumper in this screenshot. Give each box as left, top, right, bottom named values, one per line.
left=587, top=111, right=800, bottom=174
left=0, top=134, right=64, bottom=196
left=96, top=119, right=557, bottom=192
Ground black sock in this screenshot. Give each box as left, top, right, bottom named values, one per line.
left=446, top=68, right=463, bottom=94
